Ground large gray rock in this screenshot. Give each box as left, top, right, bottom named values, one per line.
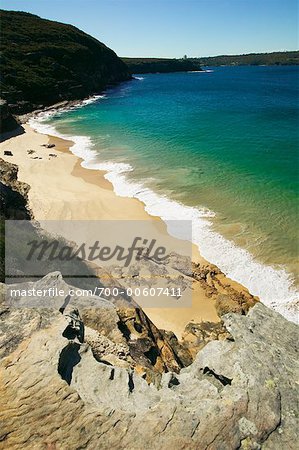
left=0, top=271, right=298, bottom=450
left=2, top=272, right=191, bottom=382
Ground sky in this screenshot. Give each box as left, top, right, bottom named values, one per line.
left=0, top=0, right=298, bottom=58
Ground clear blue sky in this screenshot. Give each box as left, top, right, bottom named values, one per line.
left=0, top=0, right=298, bottom=57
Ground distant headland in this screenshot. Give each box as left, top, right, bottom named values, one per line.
left=123, top=51, right=299, bottom=73
left=199, top=51, right=299, bottom=66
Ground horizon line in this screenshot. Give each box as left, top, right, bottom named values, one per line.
left=121, top=49, right=299, bottom=59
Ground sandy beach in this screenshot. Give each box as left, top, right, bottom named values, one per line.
left=0, top=123, right=254, bottom=337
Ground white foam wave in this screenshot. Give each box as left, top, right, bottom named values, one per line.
left=30, top=94, right=106, bottom=122
left=29, top=102, right=298, bottom=324
left=81, top=94, right=106, bottom=105
left=134, top=76, right=145, bottom=81
left=29, top=121, right=96, bottom=165
left=187, top=70, right=214, bottom=73
left=86, top=160, right=298, bottom=323
left=28, top=94, right=105, bottom=161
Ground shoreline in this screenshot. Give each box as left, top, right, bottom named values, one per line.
left=1, top=87, right=297, bottom=326
left=27, top=100, right=298, bottom=324
left=0, top=122, right=260, bottom=337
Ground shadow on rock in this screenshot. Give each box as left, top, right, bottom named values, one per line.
left=58, top=342, right=81, bottom=385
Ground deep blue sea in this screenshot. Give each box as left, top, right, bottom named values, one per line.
left=31, top=65, right=299, bottom=320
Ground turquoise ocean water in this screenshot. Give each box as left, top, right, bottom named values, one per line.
left=31, top=66, right=299, bottom=320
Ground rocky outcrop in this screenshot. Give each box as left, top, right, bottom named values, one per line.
left=96, top=251, right=258, bottom=319
left=2, top=273, right=191, bottom=384
left=84, top=251, right=259, bottom=364
left=0, top=158, right=32, bottom=220
left=0, top=99, right=20, bottom=133
left=0, top=272, right=298, bottom=449
left=192, top=261, right=258, bottom=315
left=0, top=158, right=33, bottom=282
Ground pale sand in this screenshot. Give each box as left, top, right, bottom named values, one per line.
left=1, top=124, right=223, bottom=337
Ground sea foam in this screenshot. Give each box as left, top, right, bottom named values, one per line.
left=29, top=98, right=298, bottom=324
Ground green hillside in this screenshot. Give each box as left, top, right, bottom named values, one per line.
left=0, top=10, right=131, bottom=114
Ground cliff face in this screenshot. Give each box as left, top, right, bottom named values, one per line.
left=0, top=10, right=131, bottom=114
left=0, top=273, right=298, bottom=449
